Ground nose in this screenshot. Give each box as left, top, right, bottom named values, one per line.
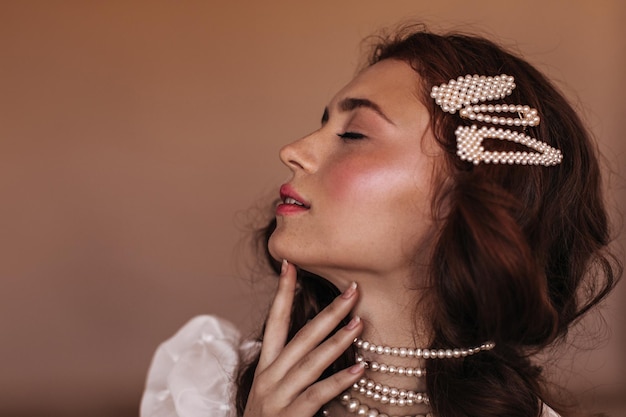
left=279, top=132, right=318, bottom=174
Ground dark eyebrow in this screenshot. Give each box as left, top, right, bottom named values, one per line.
left=338, top=97, right=395, bottom=125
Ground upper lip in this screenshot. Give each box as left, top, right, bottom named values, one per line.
left=279, top=183, right=310, bottom=208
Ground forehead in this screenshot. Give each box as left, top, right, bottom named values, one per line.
left=330, top=59, right=423, bottom=112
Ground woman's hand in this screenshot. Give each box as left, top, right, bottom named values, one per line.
left=243, top=260, right=364, bottom=417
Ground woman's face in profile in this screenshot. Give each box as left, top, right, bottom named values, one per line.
left=269, top=59, right=442, bottom=283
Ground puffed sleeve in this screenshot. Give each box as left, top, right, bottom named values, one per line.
left=140, top=315, right=257, bottom=417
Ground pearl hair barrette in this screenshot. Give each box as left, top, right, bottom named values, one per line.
left=430, top=74, right=563, bottom=166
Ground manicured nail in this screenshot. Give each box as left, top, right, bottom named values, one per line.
left=341, top=282, right=357, bottom=299
left=348, top=362, right=366, bottom=374
left=280, top=259, right=288, bottom=276
left=346, top=315, right=360, bottom=330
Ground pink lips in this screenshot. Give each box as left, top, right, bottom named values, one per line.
left=276, top=183, right=310, bottom=215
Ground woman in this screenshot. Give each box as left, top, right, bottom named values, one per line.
left=141, top=26, right=619, bottom=417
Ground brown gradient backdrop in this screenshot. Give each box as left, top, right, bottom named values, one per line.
left=1, top=1, right=624, bottom=416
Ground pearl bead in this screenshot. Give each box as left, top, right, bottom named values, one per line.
left=357, top=405, right=369, bottom=415
left=348, top=399, right=360, bottom=412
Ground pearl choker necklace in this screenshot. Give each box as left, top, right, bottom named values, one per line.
left=354, top=338, right=495, bottom=359
left=352, top=377, right=429, bottom=407
left=355, top=354, right=426, bottom=377
left=331, top=339, right=494, bottom=417
left=323, top=391, right=432, bottom=417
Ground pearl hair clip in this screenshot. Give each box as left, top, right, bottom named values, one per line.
left=430, top=74, right=563, bottom=166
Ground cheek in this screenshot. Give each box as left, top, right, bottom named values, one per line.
left=324, top=156, right=422, bottom=209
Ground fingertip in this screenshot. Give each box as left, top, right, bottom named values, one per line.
left=277, top=259, right=297, bottom=291
left=348, top=362, right=366, bottom=375
left=280, top=259, right=288, bottom=276
left=340, top=281, right=358, bottom=299
left=345, top=315, right=361, bottom=330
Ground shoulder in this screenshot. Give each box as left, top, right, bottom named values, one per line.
left=140, top=315, right=259, bottom=417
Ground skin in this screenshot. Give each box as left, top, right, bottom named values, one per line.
left=245, top=60, right=441, bottom=417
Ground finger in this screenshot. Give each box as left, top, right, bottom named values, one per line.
left=258, top=259, right=297, bottom=370
left=281, top=315, right=363, bottom=396
left=289, top=362, right=365, bottom=417
left=269, top=282, right=359, bottom=377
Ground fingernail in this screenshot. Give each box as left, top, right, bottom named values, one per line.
left=348, top=362, right=365, bottom=374
left=280, top=259, right=288, bottom=276
left=346, top=315, right=360, bottom=330
left=341, top=282, right=357, bottom=299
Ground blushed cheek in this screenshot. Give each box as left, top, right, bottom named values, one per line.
left=324, top=160, right=412, bottom=206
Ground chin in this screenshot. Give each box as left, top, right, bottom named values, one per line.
left=268, top=232, right=313, bottom=271
left=267, top=231, right=290, bottom=263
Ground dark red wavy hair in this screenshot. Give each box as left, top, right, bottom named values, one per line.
left=236, top=26, right=620, bottom=417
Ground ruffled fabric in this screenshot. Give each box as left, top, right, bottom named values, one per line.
left=140, top=315, right=258, bottom=417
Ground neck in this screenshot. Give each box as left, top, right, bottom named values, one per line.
left=318, top=267, right=433, bottom=417
left=322, top=265, right=431, bottom=347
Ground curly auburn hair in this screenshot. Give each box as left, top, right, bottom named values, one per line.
left=236, top=26, right=620, bottom=417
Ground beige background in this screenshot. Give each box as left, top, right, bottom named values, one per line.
left=1, top=1, right=624, bottom=416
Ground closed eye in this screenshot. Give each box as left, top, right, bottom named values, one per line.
left=337, top=131, right=366, bottom=140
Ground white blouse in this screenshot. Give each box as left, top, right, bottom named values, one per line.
left=140, top=315, right=560, bottom=417
left=140, top=315, right=258, bottom=417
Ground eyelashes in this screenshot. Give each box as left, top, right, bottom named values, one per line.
left=337, top=131, right=366, bottom=140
